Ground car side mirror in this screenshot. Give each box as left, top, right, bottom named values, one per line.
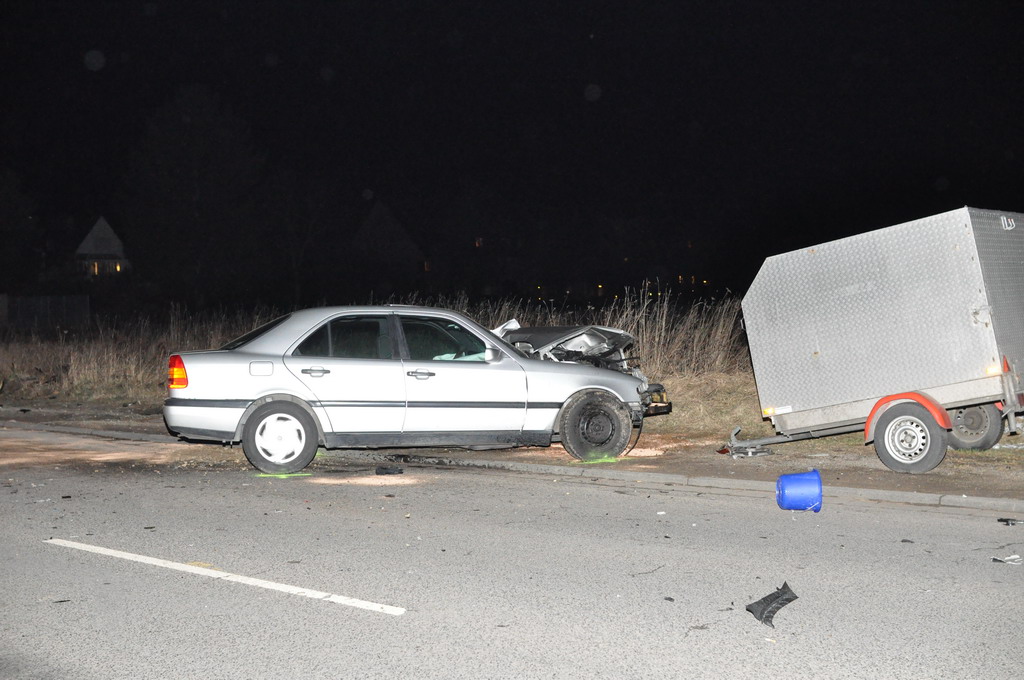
left=484, top=347, right=502, bottom=362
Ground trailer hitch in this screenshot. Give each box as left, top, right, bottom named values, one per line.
left=717, top=428, right=776, bottom=458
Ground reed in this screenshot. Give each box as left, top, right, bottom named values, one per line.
left=0, top=290, right=749, bottom=408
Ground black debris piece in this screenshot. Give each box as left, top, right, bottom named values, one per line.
left=375, top=465, right=404, bottom=475
left=746, top=582, right=798, bottom=628
left=998, top=518, right=1022, bottom=526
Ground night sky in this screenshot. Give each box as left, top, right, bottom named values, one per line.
left=3, top=0, right=1024, bottom=306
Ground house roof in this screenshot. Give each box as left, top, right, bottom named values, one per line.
left=75, top=216, right=126, bottom=258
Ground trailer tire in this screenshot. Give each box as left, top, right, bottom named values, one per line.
left=947, top=404, right=1003, bottom=451
left=873, top=403, right=948, bottom=473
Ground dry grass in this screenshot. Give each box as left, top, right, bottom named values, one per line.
left=0, top=305, right=280, bottom=407
left=390, top=284, right=750, bottom=379
left=641, top=372, right=773, bottom=442
left=0, top=291, right=753, bottom=433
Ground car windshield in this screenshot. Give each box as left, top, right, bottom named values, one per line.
left=220, top=314, right=291, bottom=350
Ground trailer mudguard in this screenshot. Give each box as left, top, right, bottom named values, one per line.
left=864, top=392, right=952, bottom=442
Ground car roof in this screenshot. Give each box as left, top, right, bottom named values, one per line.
left=236, top=305, right=477, bottom=353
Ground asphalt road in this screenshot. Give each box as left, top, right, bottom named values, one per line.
left=1, top=430, right=1022, bottom=679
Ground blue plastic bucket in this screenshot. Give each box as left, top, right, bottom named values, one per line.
left=776, top=469, right=822, bottom=512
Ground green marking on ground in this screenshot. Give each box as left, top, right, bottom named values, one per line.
left=576, top=456, right=621, bottom=465
left=255, top=473, right=313, bottom=478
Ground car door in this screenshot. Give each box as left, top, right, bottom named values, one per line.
left=397, top=313, right=527, bottom=433
left=283, top=314, right=406, bottom=434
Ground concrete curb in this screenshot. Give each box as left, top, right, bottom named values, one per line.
left=335, top=450, right=1024, bottom=513
left=1, top=420, right=180, bottom=444
left=4, top=419, right=1024, bottom=513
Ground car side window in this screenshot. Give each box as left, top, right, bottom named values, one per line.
left=400, top=316, right=486, bottom=361
left=294, top=316, right=393, bottom=359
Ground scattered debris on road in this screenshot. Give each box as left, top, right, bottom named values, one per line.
left=998, top=518, right=1022, bottom=526
left=746, top=582, right=798, bottom=627
left=376, top=465, right=404, bottom=475
left=991, top=554, right=1022, bottom=565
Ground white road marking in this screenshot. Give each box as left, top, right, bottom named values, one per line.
left=44, top=538, right=405, bottom=616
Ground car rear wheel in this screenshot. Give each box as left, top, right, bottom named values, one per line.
left=242, top=401, right=319, bottom=473
left=947, top=403, right=1003, bottom=451
left=873, top=403, right=948, bottom=473
left=559, top=391, right=633, bottom=462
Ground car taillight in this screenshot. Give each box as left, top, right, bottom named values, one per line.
left=168, top=355, right=188, bottom=389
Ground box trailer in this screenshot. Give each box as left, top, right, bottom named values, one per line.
left=730, top=206, right=1024, bottom=473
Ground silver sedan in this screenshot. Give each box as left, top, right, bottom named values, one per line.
left=164, top=305, right=671, bottom=473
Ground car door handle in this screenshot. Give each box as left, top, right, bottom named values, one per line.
left=406, top=369, right=436, bottom=379
left=301, top=367, right=330, bottom=376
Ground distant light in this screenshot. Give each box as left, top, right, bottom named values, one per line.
left=986, top=364, right=1002, bottom=376
left=597, top=284, right=603, bottom=288
left=84, top=49, right=106, bottom=71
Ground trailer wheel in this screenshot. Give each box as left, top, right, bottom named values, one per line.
left=947, top=404, right=1003, bottom=451
left=873, top=403, right=948, bottom=473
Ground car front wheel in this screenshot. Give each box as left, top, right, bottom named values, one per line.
left=558, top=391, right=633, bottom=462
left=242, top=401, right=319, bottom=473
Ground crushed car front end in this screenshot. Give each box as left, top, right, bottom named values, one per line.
left=494, top=320, right=672, bottom=419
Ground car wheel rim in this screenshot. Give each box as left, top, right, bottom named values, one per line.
left=254, top=413, right=305, bottom=463
left=884, top=416, right=928, bottom=463
left=579, top=407, right=614, bottom=446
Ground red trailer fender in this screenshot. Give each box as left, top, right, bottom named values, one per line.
left=864, top=392, right=952, bottom=442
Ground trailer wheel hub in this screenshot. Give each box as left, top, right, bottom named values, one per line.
left=883, top=416, right=929, bottom=462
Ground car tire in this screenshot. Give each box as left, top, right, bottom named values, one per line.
left=559, top=391, right=633, bottom=462
left=947, top=404, right=1003, bottom=451
left=242, top=401, right=319, bottom=474
left=873, top=403, right=948, bottom=474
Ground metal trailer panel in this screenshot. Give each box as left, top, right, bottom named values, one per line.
left=968, top=208, right=1024, bottom=373
left=743, top=207, right=1024, bottom=434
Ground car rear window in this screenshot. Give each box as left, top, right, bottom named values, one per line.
left=220, top=314, right=291, bottom=350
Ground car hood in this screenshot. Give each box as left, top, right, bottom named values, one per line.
left=492, top=320, right=636, bottom=373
